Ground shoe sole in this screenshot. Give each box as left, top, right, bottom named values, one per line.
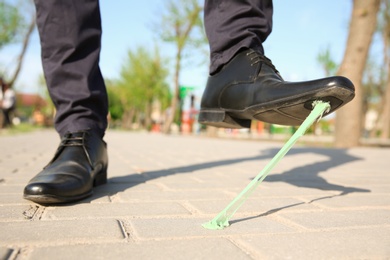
left=23, top=170, right=107, bottom=205
left=199, top=86, right=354, bottom=128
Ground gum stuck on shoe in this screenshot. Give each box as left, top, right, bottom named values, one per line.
left=202, top=101, right=331, bottom=230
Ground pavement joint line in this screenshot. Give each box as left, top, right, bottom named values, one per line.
left=117, top=219, right=133, bottom=241
left=152, top=182, right=172, bottom=191
left=33, top=215, right=206, bottom=221
left=270, top=215, right=312, bottom=232
left=1, top=239, right=129, bottom=249
left=225, top=236, right=259, bottom=259
left=226, top=236, right=262, bottom=259
left=277, top=225, right=390, bottom=233
left=178, top=201, right=202, bottom=215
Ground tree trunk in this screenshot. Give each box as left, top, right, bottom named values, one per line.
left=378, top=0, right=390, bottom=139
left=163, top=49, right=182, bottom=134
left=122, top=108, right=135, bottom=130
left=379, top=71, right=390, bottom=138
left=334, top=0, right=380, bottom=147
left=9, top=15, right=36, bottom=87
left=145, top=101, right=153, bottom=131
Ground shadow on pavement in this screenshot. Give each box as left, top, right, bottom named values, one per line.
left=90, top=147, right=370, bottom=205
left=230, top=147, right=371, bottom=225
left=263, top=147, right=371, bottom=195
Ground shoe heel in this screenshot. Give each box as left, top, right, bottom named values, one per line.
left=198, top=110, right=251, bottom=128
left=94, top=168, right=107, bottom=187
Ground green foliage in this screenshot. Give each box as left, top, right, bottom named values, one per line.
left=106, top=79, right=124, bottom=121
left=106, top=46, right=171, bottom=128
left=317, top=47, right=338, bottom=77
left=158, top=0, right=206, bottom=67
left=0, top=122, right=42, bottom=135
left=117, top=46, right=171, bottom=109
left=159, top=0, right=204, bottom=48
left=362, top=58, right=385, bottom=108
left=0, top=0, right=25, bottom=49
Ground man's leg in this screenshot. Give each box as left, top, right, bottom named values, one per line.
left=1, top=109, right=9, bottom=127
left=200, top=0, right=355, bottom=128
left=204, top=0, right=273, bottom=74
left=3, top=109, right=12, bottom=127
left=35, top=0, right=108, bottom=137
left=24, top=0, right=108, bottom=204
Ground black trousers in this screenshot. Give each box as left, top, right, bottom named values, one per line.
left=34, top=0, right=273, bottom=137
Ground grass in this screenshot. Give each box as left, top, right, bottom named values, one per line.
left=0, top=123, right=50, bottom=136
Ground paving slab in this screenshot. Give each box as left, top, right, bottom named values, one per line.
left=279, top=209, right=390, bottom=229
left=235, top=227, right=390, bottom=259
left=28, top=238, right=252, bottom=260
left=0, top=219, right=124, bottom=246
left=0, top=130, right=389, bottom=259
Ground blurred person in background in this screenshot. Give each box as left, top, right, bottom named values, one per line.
left=0, top=77, right=16, bottom=128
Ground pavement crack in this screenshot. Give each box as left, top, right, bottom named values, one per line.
left=22, top=205, right=46, bottom=221
left=22, top=205, right=39, bottom=220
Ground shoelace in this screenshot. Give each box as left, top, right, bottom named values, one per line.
left=61, top=132, right=86, bottom=146
left=58, top=131, right=93, bottom=168
left=246, top=50, right=280, bottom=74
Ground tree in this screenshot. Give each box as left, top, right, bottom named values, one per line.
left=0, top=0, right=35, bottom=87
left=316, top=48, right=385, bottom=139
left=374, top=0, right=390, bottom=139
left=157, top=0, right=205, bottom=134
left=8, top=14, right=35, bottom=87
left=317, top=47, right=338, bottom=77
left=0, top=0, right=24, bottom=49
left=335, top=0, right=381, bottom=147
left=106, top=79, right=124, bottom=123
left=108, top=46, right=171, bottom=130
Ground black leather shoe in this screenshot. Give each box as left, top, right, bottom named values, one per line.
left=23, top=130, right=108, bottom=204
left=199, top=48, right=355, bottom=128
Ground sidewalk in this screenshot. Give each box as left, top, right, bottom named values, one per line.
left=0, top=130, right=389, bottom=259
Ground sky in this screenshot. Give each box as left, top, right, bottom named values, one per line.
left=1, top=0, right=357, bottom=102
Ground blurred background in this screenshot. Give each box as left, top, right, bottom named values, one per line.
left=0, top=0, right=388, bottom=147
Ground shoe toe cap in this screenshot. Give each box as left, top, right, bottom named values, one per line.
left=24, top=182, right=52, bottom=196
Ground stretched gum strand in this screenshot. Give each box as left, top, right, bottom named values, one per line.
left=202, top=101, right=331, bottom=230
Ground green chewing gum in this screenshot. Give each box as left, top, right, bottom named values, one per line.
left=202, top=101, right=331, bottom=230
